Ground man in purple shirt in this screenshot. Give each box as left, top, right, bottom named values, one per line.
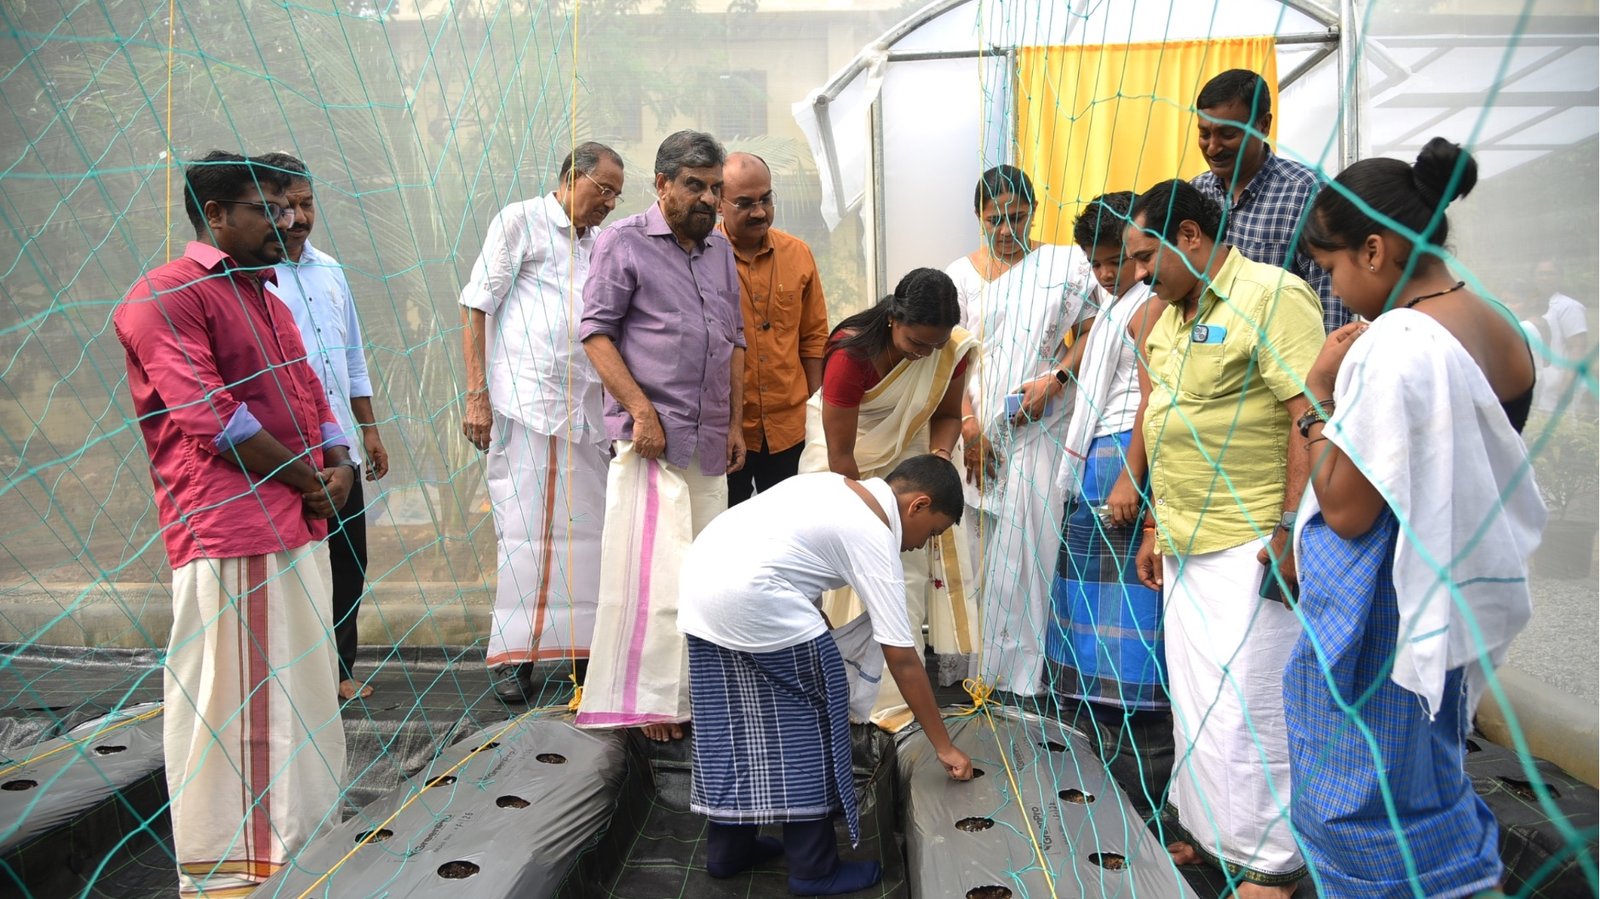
left=114, top=151, right=352, bottom=896
left=575, top=130, right=746, bottom=742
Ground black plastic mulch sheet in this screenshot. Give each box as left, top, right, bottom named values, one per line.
left=897, top=707, right=1201, bottom=899
left=255, top=714, right=628, bottom=898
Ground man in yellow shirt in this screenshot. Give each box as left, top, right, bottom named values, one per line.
left=1123, top=178, right=1321, bottom=898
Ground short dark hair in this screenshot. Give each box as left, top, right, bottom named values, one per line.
left=886, top=454, right=964, bottom=521
left=559, top=141, right=623, bottom=181
left=1073, top=191, right=1134, bottom=253
left=826, top=267, right=961, bottom=366
left=1129, top=179, right=1223, bottom=245
left=1301, top=136, right=1477, bottom=254
left=182, top=150, right=291, bottom=232
left=255, top=151, right=309, bottom=183
left=1196, top=69, right=1272, bottom=124
left=974, top=164, right=1035, bottom=213
left=654, top=130, right=724, bottom=181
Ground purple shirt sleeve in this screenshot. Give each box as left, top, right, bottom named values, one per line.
left=212, top=403, right=263, bottom=451
left=579, top=227, right=635, bottom=343
left=320, top=422, right=352, bottom=450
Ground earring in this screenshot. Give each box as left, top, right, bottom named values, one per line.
left=1369, top=264, right=1376, bottom=271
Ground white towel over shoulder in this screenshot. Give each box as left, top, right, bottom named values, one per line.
left=1295, top=309, right=1546, bottom=718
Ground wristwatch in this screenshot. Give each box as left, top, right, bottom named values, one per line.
left=1276, top=510, right=1298, bottom=532
left=1296, top=401, right=1334, bottom=439
left=1053, top=367, right=1070, bottom=386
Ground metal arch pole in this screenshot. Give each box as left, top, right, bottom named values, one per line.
left=1337, top=0, right=1365, bottom=168
left=869, top=92, right=887, bottom=302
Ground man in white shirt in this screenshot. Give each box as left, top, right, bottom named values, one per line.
left=1533, top=258, right=1592, bottom=413
left=678, top=454, right=974, bottom=896
left=261, top=152, right=390, bottom=702
left=460, top=142, right=624, bottom=702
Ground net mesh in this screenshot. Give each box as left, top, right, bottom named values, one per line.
left=1, top=0, right=1596, bottom=897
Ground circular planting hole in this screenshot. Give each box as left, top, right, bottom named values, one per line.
left=437, top=860, right=479, bottom=879
left=535, top=753, right=567, bottom=765
left=1, top=780, right=38, bottom=791
left=955, top=816, right=995, bottom=833
left=1464, top=738, right=1482, bottom=753
left=1089, top=852, right=1127, bottom=871
left=425, top=775, right=457, bottom=789
left=355, top=828, right=393, bottom=844
left=93, top=745, right=127, bottom=756
left=970, top=767, right=986, bottom=779
left=966, top=887, right=1013, bottom=899
left=474, top=742, right=500, bottom=752
left=1059, top=788, right=1095, bottom=804
left=1038, top=740, right=1068, bottom=753
left=496, top=795, right=530, bottom=809
left=1499, top=776, right=1558, bottom=801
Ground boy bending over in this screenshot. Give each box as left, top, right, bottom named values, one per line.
left=678, top=454, right=975, bottom=895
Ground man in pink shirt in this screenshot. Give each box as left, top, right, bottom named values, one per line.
left=114, top=150, right=353, bottom=897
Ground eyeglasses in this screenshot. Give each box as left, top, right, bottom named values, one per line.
left=582, top=170, right=622, bottom=201
left=725, top=192, right=776, bottom=212
left=218, top=200, right=295, bottom=224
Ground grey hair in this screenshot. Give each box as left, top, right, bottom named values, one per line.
left=558, top=141, right=623, bottom=181
left=654, top=130, right=725, bottom=180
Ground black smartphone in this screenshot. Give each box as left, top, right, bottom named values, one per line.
left=1258, top=565, right=1294, bottom=607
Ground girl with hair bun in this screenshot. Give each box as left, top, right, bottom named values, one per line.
left=1285, top=137, right=1544, bottom=897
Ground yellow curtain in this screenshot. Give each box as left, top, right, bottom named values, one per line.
left=1016, top=37, right=1279, bottom=245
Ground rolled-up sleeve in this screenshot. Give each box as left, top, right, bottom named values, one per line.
left=115, top=286, right=242, bottom=454
left=340, top=271, right=373, bottom=399
left=579, top=229, right=635, bottom=342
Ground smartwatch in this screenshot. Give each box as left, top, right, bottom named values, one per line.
left=1053, top=367, right=1070, bottom=386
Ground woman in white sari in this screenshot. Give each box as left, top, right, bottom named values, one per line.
left=800, top=268, right=980, bottom=729
left=945, top=166, right=1103, bottom=697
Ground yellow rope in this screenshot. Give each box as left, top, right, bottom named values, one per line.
left=956, top=677, right=1060, bottom=898
left=164, top=0, right=177, bottom=262
left=0, top=706, right=164, bottom=778
left=292, top=702, right=572, bottom=899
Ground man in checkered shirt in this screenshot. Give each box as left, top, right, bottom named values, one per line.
left=1191, top=68, right=1352, bottom=332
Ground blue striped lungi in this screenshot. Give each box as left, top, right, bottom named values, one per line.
left=1046, top=430, right=1167, bottom=708
left=1286, top=511, right=1502, bottom=898
left=686, top=633, right=860, bottom=845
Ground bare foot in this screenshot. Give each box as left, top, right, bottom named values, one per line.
left=1167, top=841, right=1204, bottom=866
left=339, top=679, right=374, bottom=701
left=641, top=723, right=682, bottom=742
left=1234, top=882, right=1297, bottom=899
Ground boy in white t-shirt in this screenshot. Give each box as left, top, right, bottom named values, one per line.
left=678, top=454, right=974, bottom=896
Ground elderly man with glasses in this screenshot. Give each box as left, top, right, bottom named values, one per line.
left=717, top=151, right=830, bottom=505
left=459, top=141, right=626, bottom=703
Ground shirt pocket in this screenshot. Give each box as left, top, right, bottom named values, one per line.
left=771, top=287, right=799, bottom=320
left=1174, top=340, right=1246, bottom=400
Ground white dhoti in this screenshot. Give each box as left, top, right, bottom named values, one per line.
left=485, top=413, right=606, bottom=666
left=575, top=442, right=726, bottom=728
left=972, top=424, right=1066, bottom=696
left=1163, top=539, right=1304, bottom=879
left=166, top=542, right=346, bottom=897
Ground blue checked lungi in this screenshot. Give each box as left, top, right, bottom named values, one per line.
left=686, top=633, right=860, bottom=845
left=1045, top=430, right=1167, bottom=708
left=1286, top=511, right=1503, bottom=898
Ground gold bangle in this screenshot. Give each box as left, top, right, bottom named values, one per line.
left=961, top=414, right=977, bottom=423
left=931, top=447, right=952, bottom=459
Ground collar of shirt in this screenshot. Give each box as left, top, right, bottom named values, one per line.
left=1191, top=245, right=1247, bottom=319
left=184, top=240, right=279, bottom=284
left=1232, top=149, right=1291, bottom=207
left=646, top=201, right=709, bottom=256
left=718, top=222, right=774, bottom=264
